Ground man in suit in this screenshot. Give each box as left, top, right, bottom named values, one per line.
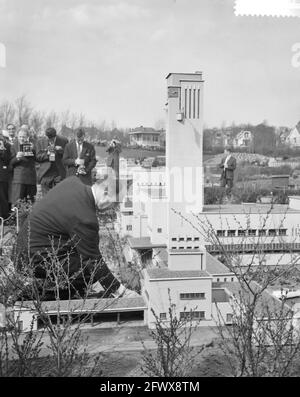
left=15, top=175, right=135, bottom=300
left=63, top=128, right=97, bottom=186
left=10, top=129, right=37, bottom=204
left=6, top=123, right=17, bottom=145
left=6, top=124, right=17, bottom=211
left=0, top=133, right=11, bottom=219
left=36, top=127, right=68, bottom=196
left=219, top=146, right=236, bottom=197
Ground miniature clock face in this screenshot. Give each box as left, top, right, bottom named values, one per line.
left=168, top=87, right=179, bottom=98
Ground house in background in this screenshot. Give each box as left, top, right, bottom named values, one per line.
left=233, top=130, right=253, bottom=150
left=285, top=122, right=300, bottom=148
left=129, top=126, right=163, bottom=148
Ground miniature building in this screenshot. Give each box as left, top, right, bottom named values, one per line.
left=129, top=127, right=163, bottom=148
left=123, top=72, right=300, bottom=328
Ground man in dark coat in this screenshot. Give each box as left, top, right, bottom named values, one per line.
left=36, top=127, right=68, bottom=196
left=10, top=129, right=37, bottom=204
left=6, top=124, right=17, bottom=211
left=63, top=128, right=97, bottom=186
left=0, top=134, right=11, bottom=219
left=15, top=175, right=133, bottom=299
left=219, top=146, right=237, bottom=196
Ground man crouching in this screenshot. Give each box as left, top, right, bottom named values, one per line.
left=15, top=173, right=134, bottom=300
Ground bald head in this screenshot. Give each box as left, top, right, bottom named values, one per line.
left=91, top=175, right=117, bottom=211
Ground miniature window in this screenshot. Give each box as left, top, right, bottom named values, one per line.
left=180, top=311, right=205, bottom=320
left=226, top=314, right=233, bottom=323
left=238, top=230, right=246, bottom=236
left=228, top=230, right=236, bottom=237
left=278, top=229, right=287, bottom=236
left=217, top=230, right=225, bottom=237
left=180, top=293, right=205, bottom=300
left=258, top=229, right=267, bottom=236
left=194, top=237, right=200, bottom=241
left=268, top=229, right=277, bottom=237
left=157, top=228, right=162, bottom=233
left=248, top=229, right=256, bottom=236
left=160, top=313, right=167, bottom=320
left=126, top=225, right=132, bottom=231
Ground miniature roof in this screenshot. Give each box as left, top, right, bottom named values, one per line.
left=220, top=281, right=290, bottom=318
left=146, top=268, right=210, bottom=280
left=128, top=236, right=166, bottom=250
left=212, top=288, right=230, bottom=303
left=206, top=252, right=234, bottom=275
left=16, top=297, right=146, bottom=313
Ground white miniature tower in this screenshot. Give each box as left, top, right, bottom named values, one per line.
left=166, top=72, right=205, bottom=270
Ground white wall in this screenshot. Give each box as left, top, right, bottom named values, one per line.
left=14, top=309, right=37, bottom=332
left=144, top=275, right=212, bottom=328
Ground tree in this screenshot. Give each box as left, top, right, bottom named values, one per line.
left=15, top=95, right=32, bottom=126
left=30, top=110, right=45, bottom=135
left=44, top=111, right=59, bottom=130
left=174, top=207, right=300, bottom=377
left=0, top=100, right=15, bottom=128
left=141, top=290, right=207, bottom=377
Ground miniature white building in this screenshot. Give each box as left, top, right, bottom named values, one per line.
left=233, top=130, right=253, bottom=149
left=123, top=72, right=300, bottom=328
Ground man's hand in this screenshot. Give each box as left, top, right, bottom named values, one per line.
left=75, top=158, right=84, bottom=166
left=16, top=151, right=24, bottom=159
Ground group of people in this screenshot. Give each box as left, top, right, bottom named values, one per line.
left=0, top=124, right=131, bottom=300
left=0, top=124, right=97, bottom=219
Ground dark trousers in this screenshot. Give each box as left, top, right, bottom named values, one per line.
left=220, top=178, right=234, bottom=194
left=26, top=247, right=120, bottom=300
left=0, top=181, right=9, bottom=218
left=12, top=183, right=37, bottom=205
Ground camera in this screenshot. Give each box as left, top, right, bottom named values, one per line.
left=20, top=143, right=34, bottom=157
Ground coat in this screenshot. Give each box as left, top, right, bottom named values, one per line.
left=219, top=155, right=236, bottom=180
left=63, top=140, right=97, bottom=185
left=10, top=141, right=37, bottom=185
left=16, top=176, right=120, bottom=293
left=36, top=135, right=68, bottom=183
left=0, top=140, right=11, bottom=183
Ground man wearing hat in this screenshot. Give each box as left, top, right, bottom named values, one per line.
left=219, top=146, right=236, bottom=197
left=36, top=127, right=68, bottom=195
left=63, top=128, right=97, bottom=185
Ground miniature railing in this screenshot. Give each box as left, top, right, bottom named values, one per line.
left=206, top=242, right=300, bottom=254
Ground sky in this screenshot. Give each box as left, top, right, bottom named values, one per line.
left=0, top=0, right=299, bottom=128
